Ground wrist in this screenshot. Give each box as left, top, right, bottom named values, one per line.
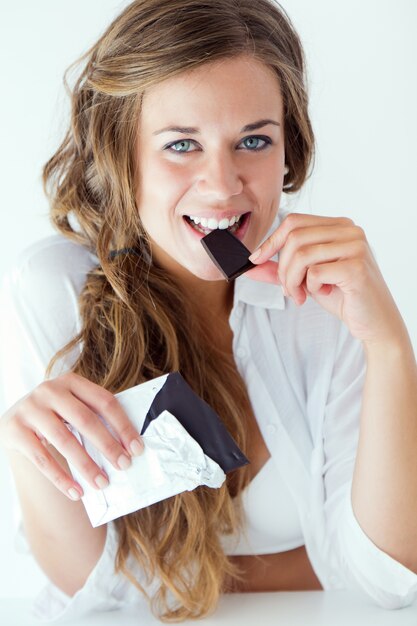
left=363, top=326, right=414, bottom=361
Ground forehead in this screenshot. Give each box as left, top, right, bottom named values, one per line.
left=140, top=55, right=283, bottom=130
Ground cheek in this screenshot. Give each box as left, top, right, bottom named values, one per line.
left=247, top=161, right=283, bottom=242
left=251, top=159, right=284, bottom=211
left=140, top=158, right=192, bottom=210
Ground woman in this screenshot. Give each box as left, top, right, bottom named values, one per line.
left=1, top=0, right=417, bottom=621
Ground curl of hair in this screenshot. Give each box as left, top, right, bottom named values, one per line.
left=44, top=0, right=315, bottom=621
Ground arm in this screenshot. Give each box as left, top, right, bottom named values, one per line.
left=247, top=212, right=417, bottom=604
left=352, top=328, right=417, bottom=573
left=0, top=371, right=143, bottom=597
left=5, top=445, right=106, bottom=596
left=0, top=246, right=142, bottom=597
left=223, top=546, right=322, bottom=592
left=319, top=319, right=417, bottom=607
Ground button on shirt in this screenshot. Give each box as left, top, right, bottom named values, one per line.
left=1, top=229, right=417, bottom=621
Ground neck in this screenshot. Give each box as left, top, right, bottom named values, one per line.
left=151, top=243, right=235, bottom=323
left=185, top=274, right=235, bottom=324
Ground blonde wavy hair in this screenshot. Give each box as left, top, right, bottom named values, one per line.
left=44, top=0, right=315, bottom=620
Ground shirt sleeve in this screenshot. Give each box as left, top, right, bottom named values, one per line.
left=0, top=243, right=84, bottom=544
left=0, top=244, right=159, bottom=621
left=321, top=320, right=417, bottom=609
left=0, top=249, right=81, bottom=412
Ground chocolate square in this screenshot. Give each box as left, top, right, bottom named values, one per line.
left=201, top=228, right=255, bottom=281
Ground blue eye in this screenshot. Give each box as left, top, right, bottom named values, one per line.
left=168, top=139, right=196, bottom=153
left=165, top=135, right=272, bottom=154
left=240, top=136, right=270, bottom=150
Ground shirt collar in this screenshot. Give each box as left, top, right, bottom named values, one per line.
left=234, top=271, right=285, bottom=310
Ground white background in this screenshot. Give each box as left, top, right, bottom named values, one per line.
left=0, top=0, right=416, bottom=600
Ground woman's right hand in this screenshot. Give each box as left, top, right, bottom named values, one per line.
left=0, top=372, right=144, bottom=501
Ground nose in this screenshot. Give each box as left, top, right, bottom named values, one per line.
left=195, top=150, right=243, bottom=199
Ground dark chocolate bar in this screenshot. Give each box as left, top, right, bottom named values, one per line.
left=141, top=372, right=249, bottom=474
left=201, top=228, right=255, bottom=281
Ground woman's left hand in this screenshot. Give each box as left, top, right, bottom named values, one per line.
left=246, top=213, right=406, bottom=345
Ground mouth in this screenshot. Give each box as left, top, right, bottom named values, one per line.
left=182, top=212, right=251, bottom=241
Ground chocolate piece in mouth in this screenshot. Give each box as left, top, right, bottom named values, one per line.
left=201, top=228, right=256, bottom=281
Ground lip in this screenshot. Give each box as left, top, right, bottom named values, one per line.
left=182, top=211, right=252, bottom=243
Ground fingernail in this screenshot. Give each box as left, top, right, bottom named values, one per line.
left=95, top=474, right=109, bottom=490
left=117, top=453, right=132, bottom=470
left=248, top=249, right=261, bottom=263
left=68, top=487, right=81, bottom=501
left=129, top=438, right=144, bottom=456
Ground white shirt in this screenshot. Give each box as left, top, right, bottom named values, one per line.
left=1, top=225, right=417, bottom=621
left=224, top=455, right=305, bottom=555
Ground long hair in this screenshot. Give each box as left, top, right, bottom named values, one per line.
left=44, top=0, right=315, bottom=620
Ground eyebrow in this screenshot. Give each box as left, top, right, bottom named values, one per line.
left=153, top=119, right=280, bottom=136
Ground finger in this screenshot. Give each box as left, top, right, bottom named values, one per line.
left=41, top=373, right=143, bottom=459
left=249, top=214, right=353, bottom=264
left=245, top=260, right=280, bottom=284
left=17, top=426, right=84, bottom=501
left=66, top=374, right=143, bottom=458
left=46, top=390, right=135, bottom=471
left=285, top=240, right=356, bottom=304
left=305, top=258, right=364, bottom=295
left=32, top=408, right=112, bottom=490
left=276, top=224, right=362, bottom=283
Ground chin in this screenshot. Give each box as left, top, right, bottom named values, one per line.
left=183, top=260, right=225, bottom=282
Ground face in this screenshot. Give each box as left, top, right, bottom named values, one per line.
left=135, top=54, right=286, bottom=282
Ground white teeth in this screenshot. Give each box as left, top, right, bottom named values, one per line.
left=187, top=214, right=242, bottom=230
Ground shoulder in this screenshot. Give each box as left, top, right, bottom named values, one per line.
left=5, top=234, right=97, bottom=295
left=3, top=235, right=97, bottom=313
left=1, top=235, right=98, bottom=379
